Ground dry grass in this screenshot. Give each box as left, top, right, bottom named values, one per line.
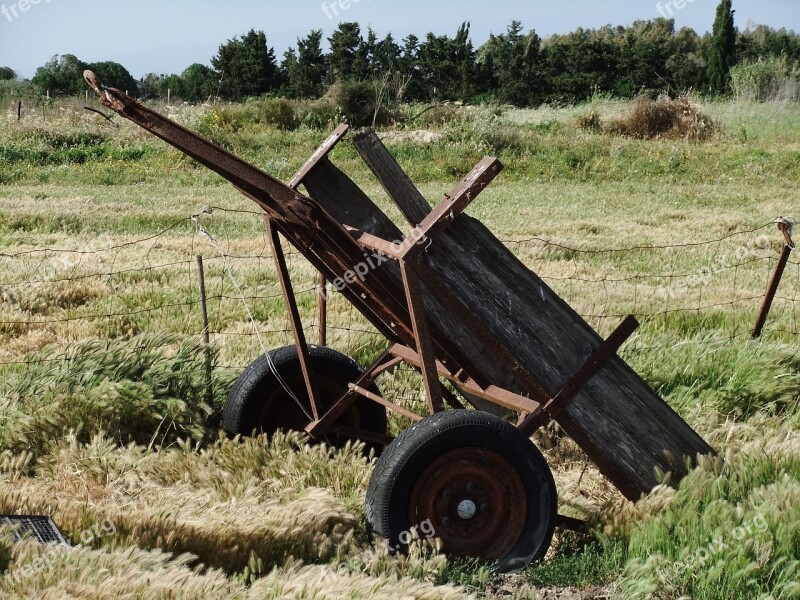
left=605, top=96, right=715, bottom=141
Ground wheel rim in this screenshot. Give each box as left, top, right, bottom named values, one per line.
left=408, top=447, right=528, bottom=560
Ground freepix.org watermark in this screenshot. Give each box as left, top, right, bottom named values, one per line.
left=1, top=0, right=53, bottom=23
left=321, top=0, right=371, bottom=21
left=321, top=226, right=429, bottom=300
left=655, top=514, right=769, bottom=585
left=4, top=519, right=117, bottom=586
left=656, top=0, right=702, bottom=19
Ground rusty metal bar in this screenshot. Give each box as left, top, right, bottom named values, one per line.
left=348, top=383, right=423, bottom=422
left=518, top=316, right=640, bottom=437
left=371, top=355, right=405, bottom=377
left=753, top=222, right=795, bottom=339
left=306, top=350, right=394, bottom=439
left=399, top=257, right=445, bottom=414
left=307, top=276, right=328, bottom=351
left=268, top=220, right=323, bottom=421
left=344, top=226, right=405, bottom=258
left=403, top=157, right=503, bottom=258
left=286, top=129, right=350, bottom=350
left=388, top=344, right=541, bottom=414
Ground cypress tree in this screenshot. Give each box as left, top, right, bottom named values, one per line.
left=708, top=0, right=736, bottom=94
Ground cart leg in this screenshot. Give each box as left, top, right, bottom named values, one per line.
left=268, top=219, right=323, bottom=421
left=399, top=256, right=445, bottom=414
left=317, top=271, right=328, bottom=346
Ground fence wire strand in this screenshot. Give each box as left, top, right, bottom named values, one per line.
left=0, top=212, right=795, bottom=382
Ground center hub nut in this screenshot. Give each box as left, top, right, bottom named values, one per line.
left=457, top=499, right=478, bottom=520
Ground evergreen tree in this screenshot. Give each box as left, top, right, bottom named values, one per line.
left=371, top=33, right=401, bottom=74
left=417, top=23, right=479, bottom=101
left=708, top=0, right=736, bottom=93
left=284, top=30, right=326, bottom=98
left=211, top=29, right=279, bottom=100
left=480, top=21, right=543, bottom=106
left=0, top=66, right=15, bottom=81
left=328, top=23, right=368, bottom=82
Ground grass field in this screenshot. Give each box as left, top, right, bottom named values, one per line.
left=0, top=95, right=798, bottom=599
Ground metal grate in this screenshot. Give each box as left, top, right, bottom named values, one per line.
left=1, top=515, right=69, bottom=546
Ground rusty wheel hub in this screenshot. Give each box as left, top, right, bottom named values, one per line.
left=408, top=447, right=527, bottom=560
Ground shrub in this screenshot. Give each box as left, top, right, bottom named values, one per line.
left=576, top=108, right=603, bottom=131
left=249, top=98, right=299, bottom=130
left=731, top=56, right=800, bottom=103
left=297, top=98, right=342, bottom=130
left=606, top=96, right=714, bottom=141
left=0, top=79, right=37, bottom=101
left=326, top=81, right=390, bottom=128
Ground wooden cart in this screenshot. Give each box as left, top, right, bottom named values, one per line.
left=85, top=71, right=715, bottom=572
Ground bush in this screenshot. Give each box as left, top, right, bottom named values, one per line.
left=607, top=96, right=714, bottom=141
left=297, top=98, right=342, bottom=130
left=731, top=56, right=800, bottom=103
left=576, top=108, right=603, bottom=131
left=325, top=81, right=391, bottom=128
left=249, top=98, right=299, bottom=130
left=0, top=80, right=37, bottom=101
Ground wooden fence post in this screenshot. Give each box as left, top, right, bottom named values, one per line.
left=196, top=255, right=213, bottom=405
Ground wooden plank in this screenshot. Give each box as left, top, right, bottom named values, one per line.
left=288, top=123, right=349, bottom=189
left=518, top=315, right=640, bottom=436
left=352, top=128, right=432, bottom=225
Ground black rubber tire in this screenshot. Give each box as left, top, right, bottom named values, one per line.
left=223, top=345, right=388, bottom=453
left=365, top=410, right=557, bottom=573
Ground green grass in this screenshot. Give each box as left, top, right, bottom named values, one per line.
left=0, top=97, right=798, bottom=598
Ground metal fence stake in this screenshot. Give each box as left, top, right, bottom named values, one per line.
left=753, top=221, right=795, bottom=338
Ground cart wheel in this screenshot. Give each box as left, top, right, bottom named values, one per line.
left=365, top=410, right=557, bottom=572
left=223, top=346, right=388, bottom=453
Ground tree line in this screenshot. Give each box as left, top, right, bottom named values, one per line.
left=3, top=0, right=799, bottom=106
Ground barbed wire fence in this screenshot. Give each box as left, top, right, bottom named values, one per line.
left=0, top=209, right=796, bottom=405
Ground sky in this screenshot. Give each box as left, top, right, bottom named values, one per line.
left=0, top=0, right=798, bottom=80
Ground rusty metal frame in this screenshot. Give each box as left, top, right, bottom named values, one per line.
left=274, top=135, right=640, bottom=442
